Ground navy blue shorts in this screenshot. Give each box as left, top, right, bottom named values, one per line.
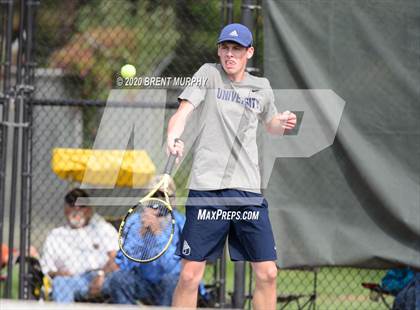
left=176, top=189, right=277, bottom=262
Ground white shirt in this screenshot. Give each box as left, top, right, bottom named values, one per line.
left=40, top=214, right=119, bottom=275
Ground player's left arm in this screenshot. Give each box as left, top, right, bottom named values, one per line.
left=265, top=110, right=297, bottom=135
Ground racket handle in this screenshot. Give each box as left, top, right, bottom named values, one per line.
left=164, top=138, right=181, bottom=174
left=164, top=153, right=177, bottom=175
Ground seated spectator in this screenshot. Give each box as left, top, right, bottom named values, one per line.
left=381, top=267, right=414, bottom=296
left=101, top=176, right=205, bottom=306
left=40, top=188, right=119, bottom=303
left=1, top=243, right=40, bottom=299
left=0, top=244, right=11, bottom=282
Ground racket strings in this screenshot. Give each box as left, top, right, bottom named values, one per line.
left=120, top=199, right=173, bottom=261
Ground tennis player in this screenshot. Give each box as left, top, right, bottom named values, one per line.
left=167, top=23, right=296, bottom=309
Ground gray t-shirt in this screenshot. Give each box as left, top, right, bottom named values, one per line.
left=179, top=63, right=277, bottom=193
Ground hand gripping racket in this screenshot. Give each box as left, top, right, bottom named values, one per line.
left=118, top=150, right=179, bottom=263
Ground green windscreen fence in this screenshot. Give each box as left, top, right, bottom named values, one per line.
left=262, top=0, right=420, bottom=269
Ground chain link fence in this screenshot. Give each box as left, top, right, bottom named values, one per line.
left=0, top=0, right=399, bottom=309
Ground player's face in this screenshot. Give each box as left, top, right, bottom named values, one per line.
left=218, top=42, right=254, bottom=81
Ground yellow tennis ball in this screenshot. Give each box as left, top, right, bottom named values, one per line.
left=120, top=64, right=136, bottom=78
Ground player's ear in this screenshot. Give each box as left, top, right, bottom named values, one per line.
left=246, top=46, right=254, bottom=59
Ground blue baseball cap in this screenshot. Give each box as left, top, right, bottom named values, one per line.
left=217, top=23, right=253, bottom=47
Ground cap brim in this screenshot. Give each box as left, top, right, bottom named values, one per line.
left=217, top=38, right=250, bottom=47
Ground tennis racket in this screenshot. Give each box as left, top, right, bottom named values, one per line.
left=118, top=150, right=179, bottom=263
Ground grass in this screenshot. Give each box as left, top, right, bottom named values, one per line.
left=204, top=261, right=394, bottom=309
left=0, top=264, right=19, bottom=299
left=277, top=267, right=394, bottom=310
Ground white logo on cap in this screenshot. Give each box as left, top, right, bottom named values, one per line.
left=229, top=30, right=239, bottom=37
left=182, top=240, right=191, bottom=256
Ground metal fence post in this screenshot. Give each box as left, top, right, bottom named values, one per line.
left=17, top=0, right=38, bottom=299
left=221, top=0, right=234, bottom=26
left=0, top=0, right=16, bottom=298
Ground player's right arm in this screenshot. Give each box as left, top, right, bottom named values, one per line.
left=167, top=100, right=194, bottom=156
